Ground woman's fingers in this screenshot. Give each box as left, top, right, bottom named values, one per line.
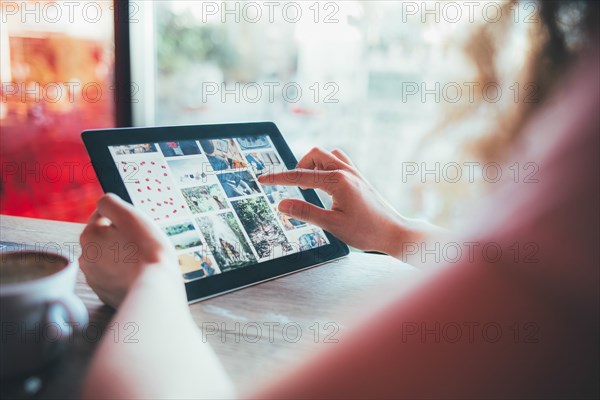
left=258, top=169, right=344, bottom=194
left=331, top=149, right=353, bottom=166
left=87, top=210, right=112, bottom=227
left=278, top=199, right=334, bottom=229
left=296, top=147, right=351, bottom=171
left=96, top=193, right=145, bottom=229
left=88, top=210, right=102, bottom=224
left=81, top=210, right=112, bottom=249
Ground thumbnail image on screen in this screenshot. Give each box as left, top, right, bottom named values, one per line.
left=109, top=135, right=329, bottom=282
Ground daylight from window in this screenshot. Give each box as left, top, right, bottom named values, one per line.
left=147, top=1, right=533, bottom=228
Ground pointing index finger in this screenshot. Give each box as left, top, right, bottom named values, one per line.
left=258, top=169, right=342, bottom=194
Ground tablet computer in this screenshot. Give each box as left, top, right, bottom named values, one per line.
left=82, top=122, right=349, bottom=302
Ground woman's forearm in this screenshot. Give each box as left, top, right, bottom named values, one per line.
left=82, top=266, right=234, bottom=399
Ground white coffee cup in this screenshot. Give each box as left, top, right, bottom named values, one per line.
left=0, top=251, right=88, bottom=380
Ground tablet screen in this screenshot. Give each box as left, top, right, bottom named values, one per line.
left=108, top=135, right=329, bottom=282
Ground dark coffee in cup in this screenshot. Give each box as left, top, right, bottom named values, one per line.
left=0, top=252, right=68, bottom=285
left=0, top=251, right=88, bottom=380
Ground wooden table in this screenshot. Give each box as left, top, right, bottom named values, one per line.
left=0, top=215, right=419, bottom=398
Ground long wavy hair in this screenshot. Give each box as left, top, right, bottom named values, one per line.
left=440, top=0, right=599, bottom=161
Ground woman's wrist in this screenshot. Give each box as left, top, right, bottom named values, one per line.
left=378, top=216, right=443, bottom=260
left=137, top=260, right=181, bottom=284
left=133, top=261, right=185, bottom=298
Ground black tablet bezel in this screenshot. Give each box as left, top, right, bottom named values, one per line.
left=81, top=122, right=349, bottom=302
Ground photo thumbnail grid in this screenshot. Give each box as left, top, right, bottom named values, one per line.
left=109, top=135, right=329, bottom=282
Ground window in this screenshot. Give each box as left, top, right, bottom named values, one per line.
left=133, top=1, right=533, bottom=228
left=1, top=0, right=115, bottom=222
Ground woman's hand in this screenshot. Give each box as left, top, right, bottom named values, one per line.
left=79, top=193, right=180, bottom=308
left=258, top=148, right=439, bottom=257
